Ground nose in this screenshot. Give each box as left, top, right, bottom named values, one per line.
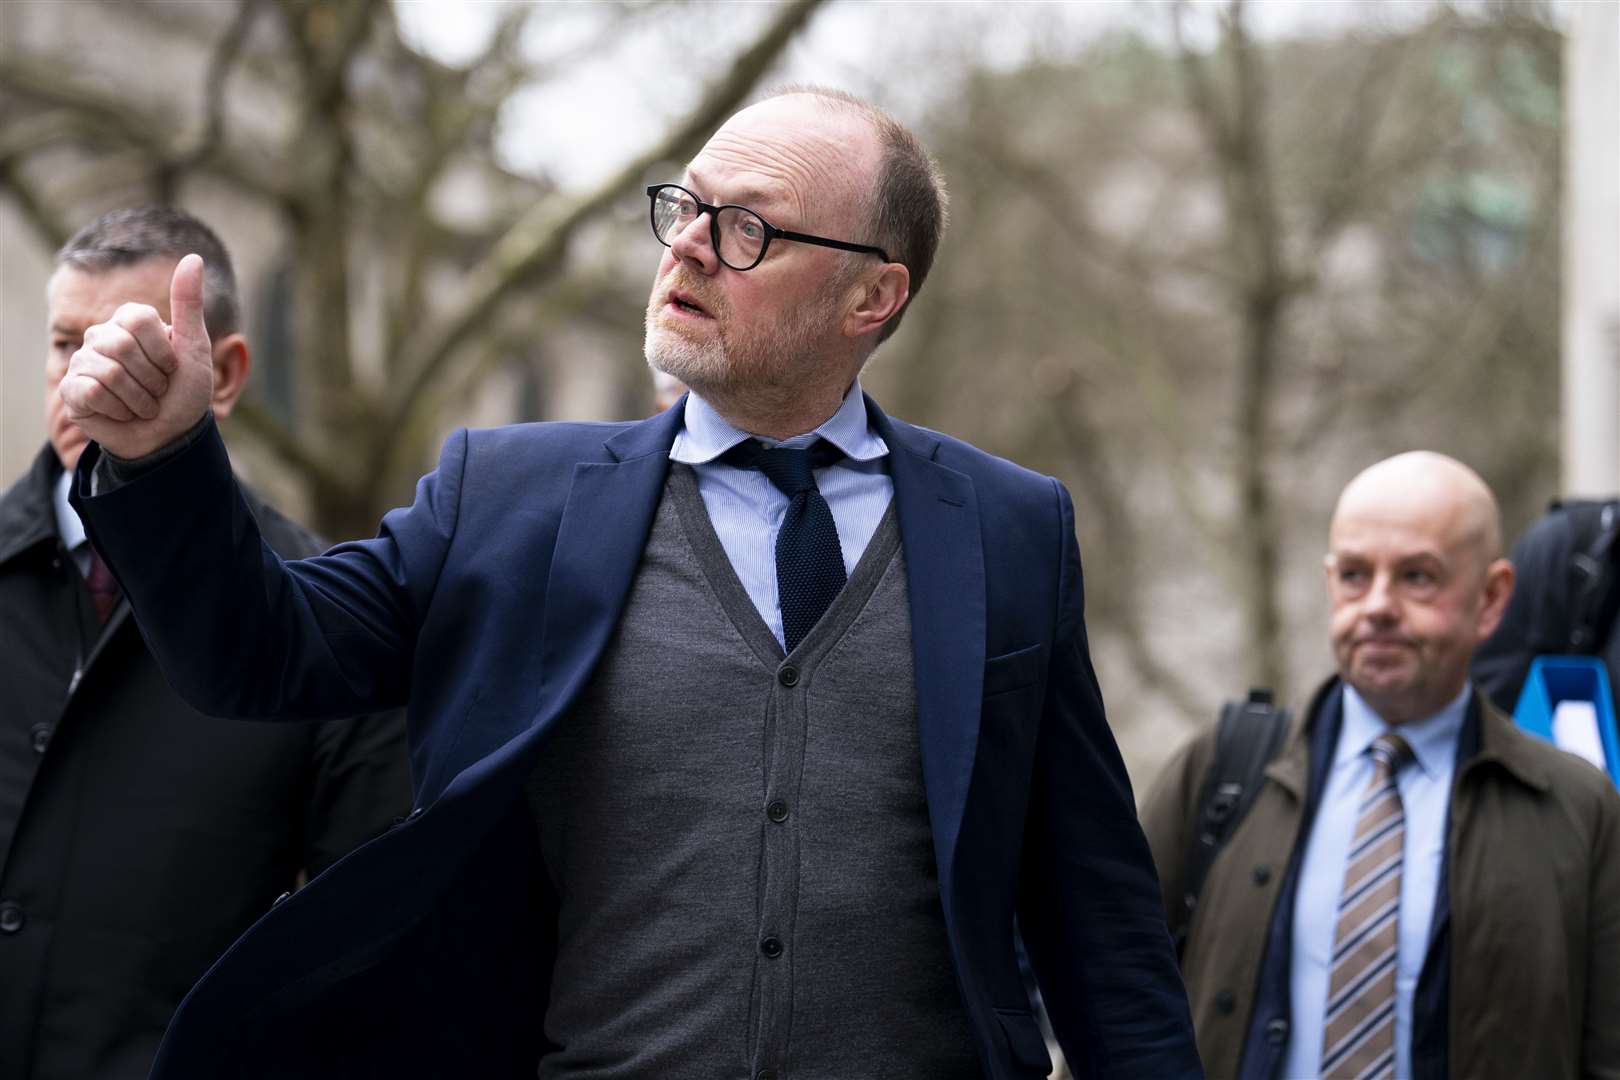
left=1362, top=571, right=1399, bottom=624
left=668, top=210, right=721, bottom=275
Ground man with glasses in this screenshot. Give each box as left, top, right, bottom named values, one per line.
left=59, top=87, right=1198, bottom=1078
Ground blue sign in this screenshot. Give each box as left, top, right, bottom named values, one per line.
left=1512, top=655, right=1620, bottom=790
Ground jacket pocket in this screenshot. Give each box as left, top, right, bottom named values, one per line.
left=993, top=1007, right=1052, bottom=1075
left=984, top=643, right=1045, bottom=698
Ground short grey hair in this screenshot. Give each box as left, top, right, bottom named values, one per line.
left=56, top=205, right=241, bottom=338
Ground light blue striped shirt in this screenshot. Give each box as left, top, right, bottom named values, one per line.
left=668, top=383, right=894, bottom=652
left=1283, top=682, right=1467, bottom=1080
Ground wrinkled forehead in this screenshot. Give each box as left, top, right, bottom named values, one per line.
left=47, top=259, right=176, bottom=327
left=687, top=98, right=876, bottom=232
left=1328, top=489, right=1485, bottom=568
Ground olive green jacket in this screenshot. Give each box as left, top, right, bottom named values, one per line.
left=1140, top=679, right=1620, bottom=1080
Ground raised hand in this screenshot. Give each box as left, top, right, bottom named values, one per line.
left=59, top=253, right=216, bottom=461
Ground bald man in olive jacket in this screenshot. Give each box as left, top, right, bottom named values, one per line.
left=1141, top=453, right=1620, bottom=1080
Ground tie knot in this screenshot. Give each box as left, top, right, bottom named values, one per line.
left=1369, top=732, right=1413, bottom=779
left=722, top=438, right=842, bottom=497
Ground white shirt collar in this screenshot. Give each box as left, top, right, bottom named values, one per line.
left=1339, top=681, right=1469, bottom=780
left=52, top=467, right=88, bottom=554
left=669, top=380, right=889, bottom=465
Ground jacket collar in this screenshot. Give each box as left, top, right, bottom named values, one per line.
left=1263, top=677, right=1341, bottom=802
left=0, top=445, right=65, bottom=568
left=603, top=394, right=689, bottom=463
left=1275, top=676, right=1551, bottom=798
left=1461, top=687, right=1551, bottom=793
left=864, top=394, right=985, bottom=879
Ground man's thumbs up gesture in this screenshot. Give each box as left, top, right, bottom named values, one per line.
left=60, top=253, right=216, bottom=461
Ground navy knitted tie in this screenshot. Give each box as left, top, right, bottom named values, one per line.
left=723, top=438, right=846, bottom=653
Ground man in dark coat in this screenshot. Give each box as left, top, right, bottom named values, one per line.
left=60, top=90, right=1199, bottom=1078
left=0, top=206, right=411, bottom=1080
left=1141, top=452, right=1620, bottom=1080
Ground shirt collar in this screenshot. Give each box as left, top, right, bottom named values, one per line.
left=1338, top=681, right=1469, bottom=780
left=52, top=467, right=87, bottom=554
left=669, top=380, right=889, bottom=465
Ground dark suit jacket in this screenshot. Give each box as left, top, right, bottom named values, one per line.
left=0, top=444, right=410, bottom=1080
left=75, top=396, right=1199, bottom=1079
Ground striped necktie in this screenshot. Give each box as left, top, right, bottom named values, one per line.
left=1321, top=731, right=1414, bottom=1080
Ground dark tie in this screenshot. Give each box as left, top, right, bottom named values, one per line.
left=722, top=438, right=846, bottom=653
left=84, top=549, right=123, bottom=625
left=1321, top=732, right=1414, bottom=1080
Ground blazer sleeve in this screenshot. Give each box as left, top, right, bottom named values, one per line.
left=73, top=416, right=465, bottom=721
left=1016, top=477, right=1203, bottom=1078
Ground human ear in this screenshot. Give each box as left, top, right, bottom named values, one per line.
left=843, top=263, right=910, bottom=341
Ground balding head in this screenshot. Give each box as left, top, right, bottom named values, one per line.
left=1325, top=452, right=1515, bottom=724
left=1332, top=451, right=1504, bottom=573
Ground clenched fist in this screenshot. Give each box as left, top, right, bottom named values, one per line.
left=59, top=253, right=216, bottom=461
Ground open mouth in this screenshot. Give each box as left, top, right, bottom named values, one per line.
left=668, top=291, right=709, bottom=317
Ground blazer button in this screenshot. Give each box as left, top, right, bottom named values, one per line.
left=1265, top=1017, right=1289, bottom=1046
left=766, top=800, right=789, bottom=823
left=777, top=665, right=799, bottom=687
left=0, top=902, right=25, bottom=934
left=29, top=723, right=52, bottom=754
left=1252, top=864, right=1272, bottom=886
left=759, top=936, right=784, bottom=959
left=1215, top=989, right=1236, bottom=1015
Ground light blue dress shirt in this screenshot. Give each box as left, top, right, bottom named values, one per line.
left=668, top=383, right=894, bottom=652
left=53, top=468, right=93, bottom=577
left=1282, top=682, right=1467, bottom=1080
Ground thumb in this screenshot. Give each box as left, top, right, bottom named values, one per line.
left=168, top=253, right=211, bottom=360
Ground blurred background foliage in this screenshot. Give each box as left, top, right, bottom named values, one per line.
left=0, top=0, right=1564, bottom=777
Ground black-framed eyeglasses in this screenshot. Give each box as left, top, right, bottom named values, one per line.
left=646, top=183, right=890, bottom=271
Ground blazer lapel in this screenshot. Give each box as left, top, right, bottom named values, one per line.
left=532, top=403, right=685, bottom=731
left=868, top=397, right=986, bottom=883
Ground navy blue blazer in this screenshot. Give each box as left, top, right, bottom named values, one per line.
left=74, top=396, right=1199, bottom=1079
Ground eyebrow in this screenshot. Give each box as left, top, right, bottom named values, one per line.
left=680, top=168, right=783, bottom=211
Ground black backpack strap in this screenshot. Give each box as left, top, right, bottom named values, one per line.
left=1174, top=688, right=1292, bottom=958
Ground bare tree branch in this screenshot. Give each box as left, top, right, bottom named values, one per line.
left=228, top=396, right=358, bottom=495
left=172, top=0, right=263, bottom=176
left=1174, top=0, right=1291, bottom=696
left=1043, top=382, right=1208, bottom=721
left=0, top=60, right=289, bottom=202
left=378, top=0, right=826, bottom=450
left=0, top=153, right=69, bottom=252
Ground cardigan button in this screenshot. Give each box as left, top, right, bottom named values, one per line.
left=1252, top=864, right=1272, bottom=885
left=1215, top=990, right=1236, bottom=1014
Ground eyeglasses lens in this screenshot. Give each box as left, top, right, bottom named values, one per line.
left=650, top=186, right=769, bottom=270
left=651, top=187, right=694, bottom=245
left=716, top=206, right=767, bottom=268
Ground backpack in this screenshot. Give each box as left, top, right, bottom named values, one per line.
left=1475, top=498, right=1620, bottom=715
left=1173, top=688, right=1291, bottom=958
left=1559, top=499, right=1620, bottom=654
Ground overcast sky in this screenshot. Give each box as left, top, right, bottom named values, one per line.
left=392, top=0, right=1507, bottom=192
